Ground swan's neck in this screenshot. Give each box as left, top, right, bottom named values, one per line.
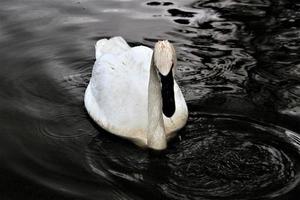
left=147, top=58, right=167, bottom=150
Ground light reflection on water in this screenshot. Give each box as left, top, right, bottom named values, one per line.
left=0, top=0, right=300, bottom=199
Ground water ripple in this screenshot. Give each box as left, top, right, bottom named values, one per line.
left=86, top=112, right=300, bottom=199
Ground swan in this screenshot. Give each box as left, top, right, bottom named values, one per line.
left=84, top=36, right=188, bottom=150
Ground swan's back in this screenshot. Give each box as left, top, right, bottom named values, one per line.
left=95, top=36, right=131, bottom=59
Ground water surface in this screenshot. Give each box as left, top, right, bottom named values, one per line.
left=0, top=0, right=300, bottom=199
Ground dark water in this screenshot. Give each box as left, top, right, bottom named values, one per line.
left=0, top=0, right=300, bottom=199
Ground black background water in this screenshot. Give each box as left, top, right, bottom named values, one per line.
left=0, top=0, right=300, bottom=199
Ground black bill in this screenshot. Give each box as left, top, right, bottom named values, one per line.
left=159, top=66, right=175, bottom=118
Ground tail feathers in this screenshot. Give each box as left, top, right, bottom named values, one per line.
left=95, top=36, right=130, bottom=59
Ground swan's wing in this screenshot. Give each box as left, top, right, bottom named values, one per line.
left=95, top=36, right=131, bottom=59
left=86, top=46, right=153, bottom=143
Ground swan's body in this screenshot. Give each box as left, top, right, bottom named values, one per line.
left=84, top=37, right=188, bottom=150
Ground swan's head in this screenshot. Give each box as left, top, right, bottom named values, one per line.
left=153, top=40, right=176, bottom=76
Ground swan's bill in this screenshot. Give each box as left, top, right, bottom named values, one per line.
left=159, top=65, right=176, bottom=118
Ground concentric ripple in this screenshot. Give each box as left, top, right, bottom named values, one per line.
left=162, top=114, right=300, bottom=199
left=86, top=112, right=300, bottom=199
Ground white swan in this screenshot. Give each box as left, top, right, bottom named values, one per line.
left=84, top=36, right=188, bottom=150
